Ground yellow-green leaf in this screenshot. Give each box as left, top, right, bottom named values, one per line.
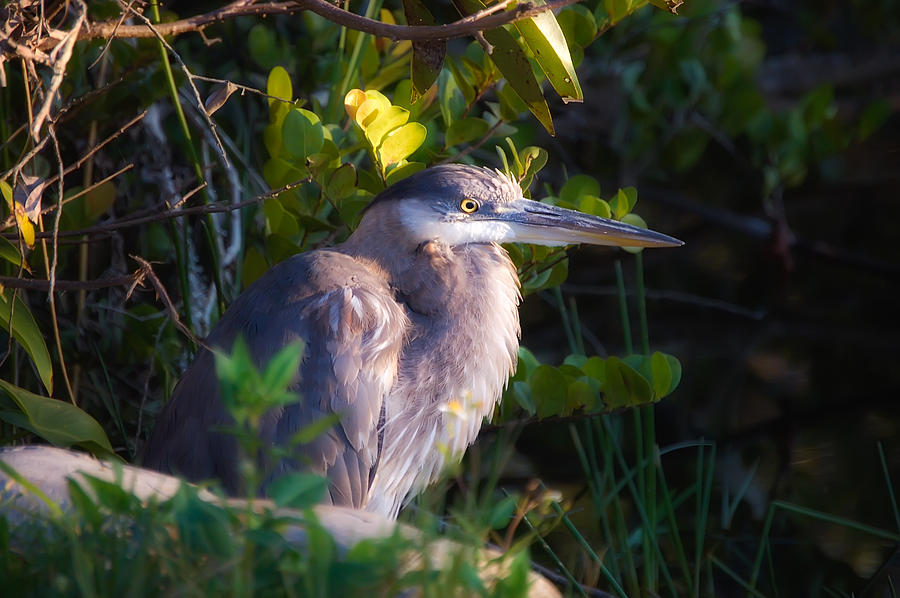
left=366, top=105, right=410, bottom=149
left=385, top=161, right=426, bottom=186
left=378, top=122, right=426, bottom=166
left=267, top=66, right=292, bottom=107
left=0, top=379, right=115, bottom=457
left=453, top=0, right=554, bottom=135
left=514, top=0, right=583, bottom=103
left=282, top=108, right=324, bottom=160
left=0, top=290, right=51, bottom=394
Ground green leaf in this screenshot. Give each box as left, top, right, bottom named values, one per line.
left=453, top=0, right=554, bottom=135
left=0, top=379, right=115, bottom=457
left=268, top=472, right=328, bottom=509
left=511, top=380, right=535, bottom=414
left=385, top=161, right=426, bottom=186
left=518, top=146, right=549, bottom=191
left=282, top=109, right=325, bottom=160
left=603, top=356, right=653, bottom=408
left=579, top=195, right=611, bottom=219
left=654, top=352, right=682, bottom=398
left=403, top=0, right=445, bottom=102
left=0, top=236, right=22, bottom=266
left=0, top=289, right=53, bottom=393
left=445, top=116, right=490, bottom=148
left=366, top=105, right=410, bottom=149
left=487, top=495, right=518, bottom=529
left=560, top=174, right=600, bottom=204
left=567, top=378, right=596, bottom=412
left=325, top=163, right=357, bottom=200
left=513, top=0, right=583, bottom=103
left=248, top=24, right=280, bottom=71
left=620, top=213, right=647, bottom=254
left=557, top=6, right=598, bottom=48
left=581, top=356, right=606, bottom=383
left=260, top=340, right=304, bottom=398
left=378, top=122, right=426, bottom=166
left=611, top=186, right=638, bottom=219
left=266, top=66, right=292, bottom=108
left=529, top=365, right=567, bottom=418
left=291, top=412, right=342, bottom=444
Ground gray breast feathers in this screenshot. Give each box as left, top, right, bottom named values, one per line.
left=142, top=250, right=409, bottom=510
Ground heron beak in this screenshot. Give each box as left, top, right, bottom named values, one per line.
left=489, top=198, right=684, bottom=248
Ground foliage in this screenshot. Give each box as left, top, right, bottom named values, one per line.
left=1, top=0, right=898, bottom=596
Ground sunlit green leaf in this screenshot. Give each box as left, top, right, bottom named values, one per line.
left=513, top=0, right=583, bottom=103
left=385, top=161, right=426, bottom=186
left=366, top=105, right=410, bottom=149
left=282, top=108, right=324, bottom=160
left=560, top=174, right=600, bottom=204
left=453, top=0, right=554, bottom=135
left=266, top=66, right=292, bottom=109
left=378, top=122, right=426, bottom=166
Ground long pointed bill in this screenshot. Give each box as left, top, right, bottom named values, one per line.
left=488, top=198, right=683, bottom=248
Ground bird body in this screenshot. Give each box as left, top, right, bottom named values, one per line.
left=144, top=165, right=681, bottom=518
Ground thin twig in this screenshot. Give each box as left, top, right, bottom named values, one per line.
left=129, top=255, right=206, bottom=349
left=3, top=178, right=309, bottom=241
left=117, top=0, right=230, bottom=167
left=0, top=110, right=147, bottom=230
left=30, top=0, right=86, bottom=141
left=47, top=124, right=77, bottom=405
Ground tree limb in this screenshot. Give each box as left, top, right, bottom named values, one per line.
left=73, top=0, right=580, bottom=44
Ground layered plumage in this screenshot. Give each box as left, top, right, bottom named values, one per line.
left=143, top=164, right=680, bottom=518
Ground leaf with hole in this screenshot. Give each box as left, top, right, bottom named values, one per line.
left=513, top=0, right=583, bottom=103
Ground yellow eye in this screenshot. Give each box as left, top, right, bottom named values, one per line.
left=460, top=198, right=479, bottom=213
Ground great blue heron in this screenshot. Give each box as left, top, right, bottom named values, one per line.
left=143, top=164, right=681, bottom=518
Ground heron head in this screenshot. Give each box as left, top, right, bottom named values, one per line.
left=367, top=164, right=683, bottom=249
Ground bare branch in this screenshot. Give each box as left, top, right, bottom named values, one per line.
left=70, top=0, right=580, bottom=44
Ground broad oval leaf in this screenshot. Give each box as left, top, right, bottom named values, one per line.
left=603, top=356, right=653, bottom=408
left=366, top=105, right=410, bottom=149
left=326, top=163, right=358, bottom=200
left=267, top=66, right=292, bottom=108
left=385, top=161, right=426, bottom=186
left=445, top=116, right=490, bottom=148
left=378, top=122, right=426, bottom=166
left=529, top=365, right=567, bottom=419
left=0, top=379, right=115, bottom=457
left=282, top=108, right=324, bottom=160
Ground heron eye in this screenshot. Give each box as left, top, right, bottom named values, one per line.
left=460, top=198, right=479, bottom=214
